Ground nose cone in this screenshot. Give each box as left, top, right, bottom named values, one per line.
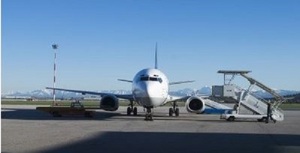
left=145, top=82, right=156, bottom=97
left=135, top=81, right=163, bottom=107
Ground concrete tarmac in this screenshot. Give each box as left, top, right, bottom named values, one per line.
left=2, top=105, right=300, bottom=153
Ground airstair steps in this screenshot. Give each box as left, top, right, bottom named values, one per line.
left=239, top=92, right=284, bottom=121
left=216, top=70, right=285, bottom=122
left=240, top=92, right=267, bottom=115
left=240, top=73, right=285, bottom=107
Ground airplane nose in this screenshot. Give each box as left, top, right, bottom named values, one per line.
left=144, top=82, right=158, bottom=97
left=145, top=83, right=162, bottom=106
left=138, top=82, right=161, bottom=107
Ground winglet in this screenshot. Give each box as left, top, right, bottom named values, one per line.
left=155, top=42, right=158, bottom=69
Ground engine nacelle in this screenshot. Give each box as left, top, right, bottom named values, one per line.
left=185, top=96, right=205, bottom=114
left=100, top=95, right=119, bottom=111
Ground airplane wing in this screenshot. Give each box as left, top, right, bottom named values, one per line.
left=167, top=94, right=210, bottom=103
left=166, top=94, right=232, bottom=114
left=169, top=80, right=195, bottom=85
left=166, top=95, right=190, bottom=103
left=46, top=87, right=134, bottom=101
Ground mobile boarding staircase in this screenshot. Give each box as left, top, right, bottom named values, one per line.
left=213, top=70, right=285, bottom=123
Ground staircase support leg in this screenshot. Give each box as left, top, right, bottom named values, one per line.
left=266, top=103, right=271, bottom=124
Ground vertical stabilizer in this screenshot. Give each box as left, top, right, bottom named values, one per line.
left=155, top=43, right=158, bottom=69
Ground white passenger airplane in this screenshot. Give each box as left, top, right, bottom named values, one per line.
left=47, top=45, right=206, bottom=120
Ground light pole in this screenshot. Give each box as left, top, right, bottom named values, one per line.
left=52, top=44, right=58, bottom=106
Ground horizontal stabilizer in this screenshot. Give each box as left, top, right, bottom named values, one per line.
left=117, top=79, right=133, bottom=83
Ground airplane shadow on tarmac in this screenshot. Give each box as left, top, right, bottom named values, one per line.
left=34, top=131, right=300, bottom=153
left=1, top=108, right=237, bottom=122
left=1, top=108, right=121, bottom=121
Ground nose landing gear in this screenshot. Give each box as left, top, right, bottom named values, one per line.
left=144, top=107, right=153, bottom=121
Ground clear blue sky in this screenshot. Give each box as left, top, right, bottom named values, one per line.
left=2, top=0, right=300, bottom=93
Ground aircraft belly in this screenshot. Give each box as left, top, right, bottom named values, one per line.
left=134, top=96, right=166, bottom=107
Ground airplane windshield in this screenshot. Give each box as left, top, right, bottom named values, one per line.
left=140, top=76, right=162, bottom=83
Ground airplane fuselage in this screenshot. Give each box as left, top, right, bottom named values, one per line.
left=132, top=68, right=169, bottom=107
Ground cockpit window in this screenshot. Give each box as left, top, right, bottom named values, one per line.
left=149, top=77, right=158, bottom=81
left=140, top=77, right=149, bottom=81
left=140, top=76, right=162, bottom=83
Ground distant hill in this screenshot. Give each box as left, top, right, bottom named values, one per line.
left=284, top=93, right=300, bottom=103
left=2, top=86, right=299, bottom=101
left=252, top=90, right=300, bottom=99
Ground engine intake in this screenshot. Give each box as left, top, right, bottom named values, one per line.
left=185, top=96, right=205, bottom=114
left=100, top=95, right=119, bottom=111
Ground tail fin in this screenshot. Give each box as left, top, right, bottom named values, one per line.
left=155, top=43, right=158, bottom=69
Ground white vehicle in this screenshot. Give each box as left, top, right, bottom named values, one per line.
left=47, top=45, right=213, bottom=120
left=220, top=111, right=268, bottom=122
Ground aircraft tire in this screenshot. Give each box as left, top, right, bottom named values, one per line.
left=127, top=107, right=132, bottom=115
left=169, top=108, right=174, bottom=116
left=175, top=108, right=179, bottom=117
left=133, top=107, right=138, bottom=116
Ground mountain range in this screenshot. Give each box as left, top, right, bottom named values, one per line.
left=2, top=86, right=299, bottom=100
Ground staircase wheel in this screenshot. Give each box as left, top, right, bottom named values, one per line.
left=227, top=116, right=235, bottom=121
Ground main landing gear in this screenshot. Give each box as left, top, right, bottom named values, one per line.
left=169, top=101, right=179, bottom=117
left=145, top=107, right=153, bottom=121
left=127, top=101, right=138, bottom=116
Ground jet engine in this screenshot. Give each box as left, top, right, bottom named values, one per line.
left=185, top=96, right=205, bottom=114
left=100, top=95, right=119, bottom=111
